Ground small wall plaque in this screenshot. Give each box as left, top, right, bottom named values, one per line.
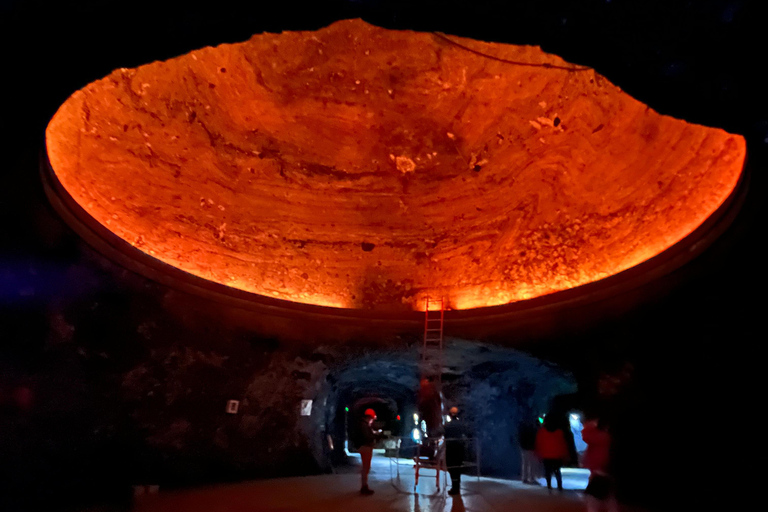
left=226, top=400, right=240, bottom=414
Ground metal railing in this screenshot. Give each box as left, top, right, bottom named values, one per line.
left=384, top=435, right=481, bottom=494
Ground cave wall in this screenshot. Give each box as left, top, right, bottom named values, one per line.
left=440, top=343, right=577, bottom=477
left=0, top=166, right=584, bottom=511
left=1, top=239, right=355, bottom=508
left=1, top=239, right=577, bottom=504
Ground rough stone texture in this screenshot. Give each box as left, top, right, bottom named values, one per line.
left=117, top=337, right=573, bottom=483
left=442, top=346, right=576, bottom=477
left=46, top=19, right=745, bottom=311
left=1, top=230, right=574, bottom=500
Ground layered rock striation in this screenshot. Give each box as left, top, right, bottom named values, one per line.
left=46, top=19, right=745, bottom=311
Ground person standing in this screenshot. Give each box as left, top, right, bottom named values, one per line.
left=518, top=420, right=540, bottom=484
left=535, top=414, right=570, bottom=492
left=444, top=407, right=466, bottom=495
left=417, top=377, right=443, bottom=438
left=582, top=417, right=619, bottom=512
left=359, top=408, right=382, bottom=495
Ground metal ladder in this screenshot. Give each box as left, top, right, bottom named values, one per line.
left=413, top=297, right=447, bottom=491
left=421, top=297, right=445, bottom=382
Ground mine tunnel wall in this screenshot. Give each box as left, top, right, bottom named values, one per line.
left=1, top=241, right=578, bottom=508
left=2, top=279, right=577, bottom=502
left=120, top=341, right=577, bottom=483
left=441, top=355, right=577, bottom=477
left=5, top=208, right=748, bottom=512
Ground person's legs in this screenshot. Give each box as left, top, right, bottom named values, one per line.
left=586, top=495, right=601, bottom=512
left=448, top=467, right=461, bottom=494
left=523, top=450, right=534, bottom=482
left=605, top=477, right=619, bottom=512
left=360, top=446, right=373, bottom=492
left=531, top=453, right=542, bottom=482
left=543, top=460, right=554, bottom=489
left=586, top=473, right=616, bottom=509
left=446, top=451, right=461, bottom=494
left=553, top=461, right=563, bottom=490
left=606, top=495, right=619, bottom=512
left=526, top=451, right=540, bottom=482
left=521, top=451, right=528, bottom=482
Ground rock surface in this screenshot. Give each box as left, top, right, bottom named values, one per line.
left=46, top=19, right=745, bottom=311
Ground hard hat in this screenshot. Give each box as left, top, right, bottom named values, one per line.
left=364, top=408, right=377, bottom=418
left=449, top=407, right=459, bottom=416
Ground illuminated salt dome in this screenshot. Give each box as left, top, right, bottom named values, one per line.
left=46, top=19, right=745, bottom=311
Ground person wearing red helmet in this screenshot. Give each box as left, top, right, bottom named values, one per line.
left=359, top=408, right=383, bottom=495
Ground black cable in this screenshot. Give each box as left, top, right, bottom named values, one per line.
left=432, top=32, right=592, bottom=72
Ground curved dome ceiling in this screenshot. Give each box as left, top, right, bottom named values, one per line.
left=45, top=19, right=745, bottom=312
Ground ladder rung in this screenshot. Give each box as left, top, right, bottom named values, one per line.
left=423, top=298, right=444, bottom=383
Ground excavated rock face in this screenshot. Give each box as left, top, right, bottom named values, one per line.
left=46, top=19, right=745, bottom=312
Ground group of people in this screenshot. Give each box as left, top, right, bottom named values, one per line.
left=358, top=405, right=618, bottom=510
left=520, top=413, right=618, bottom=511
left=357, top=404, right=466, bottom=496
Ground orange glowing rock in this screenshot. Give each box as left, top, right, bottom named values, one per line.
left=45, top=20, right=745, bottom=311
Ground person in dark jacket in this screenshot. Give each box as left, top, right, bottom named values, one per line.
left=518, top=420, right=540, bottom=484
left=535, top=413, right=570, bottom=491
left=359, top=408, right=383, bottom=495
left=444, top=407, right=467, bottom=495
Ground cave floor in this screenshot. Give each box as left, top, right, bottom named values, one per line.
left=131, top=451, right=642, bottom=512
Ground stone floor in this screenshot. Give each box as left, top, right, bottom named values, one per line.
left=131, top=451, right=637, bottom=512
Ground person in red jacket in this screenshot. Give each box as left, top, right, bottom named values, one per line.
left=581, top=418, right=619, bottom=512
left=535, top=414, right=570, bottom=491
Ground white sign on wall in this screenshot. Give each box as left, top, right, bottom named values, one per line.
left=226, top=400, right=240, bottom=414
left=300, top=399, right=313, bottom=416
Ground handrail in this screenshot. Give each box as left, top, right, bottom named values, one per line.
left=384, top=435, right=481, bottom=493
